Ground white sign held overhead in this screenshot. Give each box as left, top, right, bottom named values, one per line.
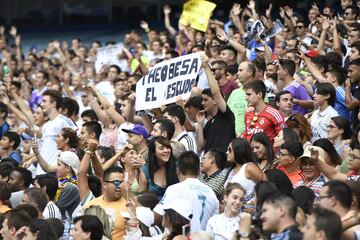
left=135, top=52, right=202, bottom=111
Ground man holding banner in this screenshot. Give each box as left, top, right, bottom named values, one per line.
left=197, top=54, right=236, bottom=153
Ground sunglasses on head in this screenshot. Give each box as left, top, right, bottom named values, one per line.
left=250, top=115, right=259, bottom=129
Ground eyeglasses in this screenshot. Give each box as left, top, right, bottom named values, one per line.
left=104, top=180, right=123, bottom=189
left=250, top=115, right=259, bottom=128
left=318, top=195, right=332, bottom=199
left=277, top=150, right=291, bottom=158
left=349, top=154, right=360, bottom=161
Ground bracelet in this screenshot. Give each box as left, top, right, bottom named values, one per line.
left=85, top=150, right=94, bottom=157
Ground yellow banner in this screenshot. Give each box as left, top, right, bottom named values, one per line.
left=179, top=0, right=217, bottom=32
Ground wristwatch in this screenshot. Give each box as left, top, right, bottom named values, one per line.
left=235, top=230, right=250, bottom=239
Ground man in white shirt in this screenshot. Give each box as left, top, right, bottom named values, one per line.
left=95, top=65, right=119, bottom=104
left=37, top=90, right=75, bottom=175
left=163, top=104, right=196, bottom=152
left=154, top=151, right=219, bottom=232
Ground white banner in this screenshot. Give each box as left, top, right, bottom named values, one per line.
left=95, top=43, right=124, bottom=73
left=135, top=52, right=202, bottom=111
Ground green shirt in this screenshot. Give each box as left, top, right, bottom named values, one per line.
left=227, top=87, right=247, bottom=135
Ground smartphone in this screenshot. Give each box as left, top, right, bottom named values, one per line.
left=182, top=223, right=190, bottom=236
left=299, top=45, right=307, bottom=54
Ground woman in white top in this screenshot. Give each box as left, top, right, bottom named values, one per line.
left=224, top=138, right=265, bottom=202
left=206, top=183, right=246, bottom=240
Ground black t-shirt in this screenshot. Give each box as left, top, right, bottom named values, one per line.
left=204, top=106, right=235, bottom=153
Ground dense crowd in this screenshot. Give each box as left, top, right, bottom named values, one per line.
left=2, top=0, right=360, bottom=239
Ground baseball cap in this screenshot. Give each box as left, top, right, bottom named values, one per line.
left=120, top=207, right=154, bottom=227
left=122, top=124, right=149, bottom=139
left=298, top=146, right=326, bottom=162
left=58, top=151, right=80, bottom=174
left=163, top=199, right=193, bottom=221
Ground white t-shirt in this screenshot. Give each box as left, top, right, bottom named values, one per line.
left=10, top=190, right=24, bottom=208
left=37, top=114, right=75, bottom=175
left=43, top=201, right=62, bottom=219
left=154, top=178, right=219, bottom=232
left=206, top=213, right=240, bottom=240
left=95, top=80, right=115, bottom=104
left=311, top=106, right=339, bottom=142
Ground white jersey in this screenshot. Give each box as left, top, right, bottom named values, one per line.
left=43, top=201, right=62, bottom=219
left=174, top=131, right=196, bottom=153
left=154, top=178, right=219, bottom=232
left=37, top=114, right=75, bottom=175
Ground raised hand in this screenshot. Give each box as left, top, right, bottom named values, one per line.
left=140, top=20, right=149, bottom=30
left=216, top=27, right=228, bottom=42
left=284, top=6, right=293, bottom=17
left=9, top=26, right=17, bottom=37
left=310, top=147, right=319, bottom=161
left=266, top=3, right=273, bottom=18
left=247, top=0, right=255, bottom=10
left=163, top=5, right=171, bottom=15
left=200, top=53, right=210, bottom=68
left=53, top=41, right=61, bottom=49
left=232, top=3, right=242, bottom=16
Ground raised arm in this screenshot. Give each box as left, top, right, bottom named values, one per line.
left=312, top=148, right=347, bottom=181
left=163, top=5, right=177, bottom=37
left=78, top=141, right=97, bottom=200
left=0, top=93, right=32, bottom=127
left=195, top=111, right=206, bottom=152
left=317, top=18, right=330, bottom=55
left=200, top=54, right=227, bottom=113
left=345, top=79, right=360, bottom=110
left=32, top=142, right=57, bottom=173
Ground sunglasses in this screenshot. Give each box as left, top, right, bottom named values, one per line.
left=296, top=25, right=305, bottom=29
left=104, top=180, right=123, bottom=189
left=250, top=115, right=259, bottom=128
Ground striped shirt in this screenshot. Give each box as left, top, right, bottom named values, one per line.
left=199, top=168, right=230, bottom=200
left=294, top=175, right=326, bottom=199
left=175, top=131, right=196, bottom=153
left=43, top=201, right=61, bottom=219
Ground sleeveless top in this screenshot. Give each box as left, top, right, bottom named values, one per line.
left=141, top=164, right=166, bottom=199
left=224, top=163, right=257, bottom=202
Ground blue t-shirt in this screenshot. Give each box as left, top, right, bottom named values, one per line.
left=0, top=121, right=10, bottom=139
left=335, top=86, right=351, bottom=120
left=9, top=151, right=22, bottom=164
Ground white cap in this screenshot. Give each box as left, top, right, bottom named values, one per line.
left=58, top=151, right=80, bottom=174
left=298, top=146, right=326, bottom=162
left=163, top=199, right=193, bottom=221
left=121, top=207, right=154, bottom=227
